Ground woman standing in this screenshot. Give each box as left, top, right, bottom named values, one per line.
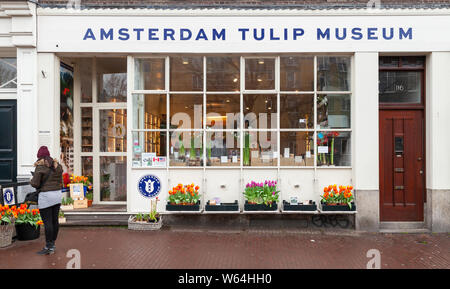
left=30, top=146, right=63, bottom=255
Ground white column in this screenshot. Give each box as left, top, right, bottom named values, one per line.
left=352, top=52, right=379, bottom=231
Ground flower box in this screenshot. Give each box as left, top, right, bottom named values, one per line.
left=321, top=201, right=356, bottom=211
left=128, top=215, right=162, bottom=231
left=205, top=200, right=239, bottom=212
left=166, top=201, right=201, bottom=211
left=15, top=223, right=40, bottom=241
left=283, top=200, right=317, bottom=211
left=0, top=223, right=14, bottom=248
left=60, top=204, right=74, bottom=211
left=244, top=201, right=278, bottom=211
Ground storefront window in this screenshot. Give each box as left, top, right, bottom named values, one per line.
left=244, top=94, right=277, bottom=129
left=280, top=94, right=314, bottom=129
left=0, top=58, right=17, bottom=89
left=170, top=56, right=203, bottom=91
left=316, top=131, right=351, bottom=167
left=170, top=94, right=203, bottom=129
left=280, top=132, right=314, bottom=166
left=132, top=131, right=167, bottom=167
left=317, top=56, right=350, bottom=91
left=134, top=58, right=165, bottom=90
left=280, top=56, right=314, bottom=91
left=169, top=131, right=203, bottom=166
left=207, top=57, right=240, bottom=91
left=81, top=107, right=93, bottom=152
left=245, top=58, right=275, bottom=90
left=97, top=57, right=127, bottom=102
left=317, top=94, right=351, bottom=129
left=81, top=156, right=93, bottom=180
left=133, top=94, right=166, bottom=129
left=206, top=94, right=240, bottom=129
left=99, top=109, right=127, bottom=152
left=243, top=131, right=278, bottom=167
left=206, top=131, right=240, bottom=166
left=100, top=156, right=127, bottom=201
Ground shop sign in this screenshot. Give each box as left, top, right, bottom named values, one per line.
left=2, top=187, right=15, bottom=206
left=138, top=175, right=161, bottom=198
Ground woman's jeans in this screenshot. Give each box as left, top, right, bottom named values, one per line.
left=39, top=204, right=61, bottom=248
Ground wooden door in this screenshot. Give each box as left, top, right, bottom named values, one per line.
left=379, top=110, right=424, bottom=221
left=0, top=100, right=17, bottom=184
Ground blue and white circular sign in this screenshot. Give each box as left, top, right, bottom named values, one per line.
left=138, top=175, right=161, bottom=198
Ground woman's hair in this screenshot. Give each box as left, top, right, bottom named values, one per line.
left=37, top=146, right=56, bottom=171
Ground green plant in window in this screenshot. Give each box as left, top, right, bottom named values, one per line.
left=190, top=134, right=196, bottom=160
left=243, top=132, right=250, bottom=166
left=179, top=134, right=185, bottom=156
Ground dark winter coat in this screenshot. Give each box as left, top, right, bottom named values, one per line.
left=30, top=158, right=63, bottom=192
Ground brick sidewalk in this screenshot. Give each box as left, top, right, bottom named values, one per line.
left=0, top=227, right=448, bottom=269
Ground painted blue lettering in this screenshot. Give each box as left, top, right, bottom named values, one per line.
left=195, top=29, right=208, bottom=41
left=118, top=28, right=129, bottom=41
left=382, top=28, right=394, bottom=40
left=336, top=28, right=347, bottom=40
left=293, top=28, right=304, bottom=40
left=100, top=28, right=113, bottom=40
left=148, top=28, right=159, bottom=40
left=367, top=28, right=378, bottom=40
left=399, top=28, right=412, bottom=40
left=133, top=28, right=144, bottom=40
left=317, top=28, right=330, bottom=40
left=253, top=28, right=264, bottom=41
left=180, top=29, right=192, bottom=40
left=270, top=29, right=280, bottom=40
left=212, top=29, right=226, bottom=40
left=351, top=28, right=363, bottom=40
left=83, top=28, right=96, bottom=40
left=238, top=28, right=249, bottom=40
left=164, top=29, right=175, bottom=40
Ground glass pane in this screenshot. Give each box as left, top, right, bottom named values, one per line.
left=206, top=94, right=240, bottom=130
left=317, top=131, right=351, bottom=167
left=170, top=56, right=203, bottom=91
left=100, top=156, right=127, bottom=201
left=280, top=94, right=314, bottom=129
left=280, top=132, right=314, bottom=166
left=134, top=58, right=165, bottom=90
left=0, top=58, right=17, bottom=89
left=206, top=131, right=240, bottom=167
left=170, top=94, right=203, bottom=129
left=206, top=57, right=240, bottom=91
left=379, top=71, right=422, bottom=103
left=81, top=156, right=93, bottom=181
left=379, top=56, right=400, bottom=68
left=169, top=131, right=203, bottom=167
left=317, top=56, right=350, bottom=91
left=400, top=56, right=425, bottom=68
left=132, top=131, right=167, bottom=168
left=97, top=57, right=127, bottom=102
left=81, top=107, right=93, bottom=152
left=243, top=131, right=277, bottom=167
left=133, top=94, right=166, bottom=129
left=280, top=56, right=314, bottom=91
left=99, top=109, right=127, bottom=152
left=245, top=58, right=275, bottom=90
left=80, top=58, right=92, bottom=102
left=317, top=94, right=351, bottom=129
left=244, top=94, right=277, bottom=129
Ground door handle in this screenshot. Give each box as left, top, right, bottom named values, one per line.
left=419, top=170, right=423, bottom=175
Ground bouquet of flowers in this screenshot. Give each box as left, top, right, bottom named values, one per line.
left=168, top=183, right=201, bottom=205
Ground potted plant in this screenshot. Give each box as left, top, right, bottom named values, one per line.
left=320, top=185, right=356, bottom=211
left=0, top=204, right=15, bottom=247
left=166, top=183, right=201, bottom=211
left=243, top=180, right=279, bottom=211
left=129, top=197, right=162, bottom=230
left=14, top=204, right=43, bottom=241
left=205, top=199, right=239, bottom=211
left=86, top=192, right=93, bottom=207
left=58, top=210, right=66, bottom=224
left=61, top=197, right=74, bottom=210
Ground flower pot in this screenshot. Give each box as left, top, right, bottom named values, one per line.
left=58, top=217, right=66, bottom=224
left=166, top=201, right=200, bottom=211
left=87, top=200, right=93, bottom=207
left=61, top=205, right=74, bottom=211
left=283, top=200, right=317, bottom=211
left=321, top=201, right=356, bottom=211
left=205, top=200, right=239, bottom=212
left=15, top=223, right=40, bottom=241
left=128, top=215, right=162, bottom=231
left=244, top=201, right=278, bottom=211
left=0, top=224, right=14, bottom=248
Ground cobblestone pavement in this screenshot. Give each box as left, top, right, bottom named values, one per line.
left=0, top=227, right=448, bottom=269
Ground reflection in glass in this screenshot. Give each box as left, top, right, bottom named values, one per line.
left=132, top=131, right=167, bottom=167
left=206, top=94, right=240, bottom=130
left=170, top=94, right=203, bottom=129
left=170, top=56, right=203, bottom=91
left=81, top=156, right=93, bottom=179
left=80, top=58, right=92, bottom=102
left=280, top=132, right=314, bottom=166
left=100, top=156, right=127, bottom=201
left=244, top=94, right=277, bottom=129
left=100, top=109, right=127, bottom=152
left=245, top=58, right=275, bottom=90
left=280, top=56, right=314, bottom=91
left=280, top=94, right=314, bottom=129
left=316, top=131, right=351, bottom=167
left=317, top=94, right=351, bottom=129
left=81, top=107, right=93, bottom=152
left=133, top=94, right=166, bottom=129
left=379, top=71, right=422, bottom=103
left=0, top=58, right=17, bottom=89
left=134, top=58, right=165, bottom=90
left=97, top=57, right=127, bottom=102
left=243, top=131, right=277, bottom=167
left=169, top=131, right=203, bottom=167
left=206, top=131, right=240, bottom=166
left=207, top=57, right=240, bottom=91
left=317, top=56, right=350, bottom=91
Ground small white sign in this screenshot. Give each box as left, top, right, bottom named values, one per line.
left=306, top=151, right=312, bottom=158
left=2, top=187, right=15, bottom=206
left=142, top=153, right=156, bottom=167
left=232, top=156, right=238, bottom=163
left=318, top=146, right=329, bottom=154
left=290, top=196, right=298, bottom=205
left=151, top=156, right=167, bottom=167
left=221, top=156, right=228, bottom=163
left=251, top=151, right=259, bottom=158
left=294, top=156, right=303, bottom=163
left=284, top=148, right=290, bottom=159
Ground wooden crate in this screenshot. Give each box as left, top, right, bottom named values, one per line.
left=73, top=199, right=88, bottom=209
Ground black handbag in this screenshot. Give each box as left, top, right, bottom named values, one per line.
left=24, top=170, right=53, bottom=204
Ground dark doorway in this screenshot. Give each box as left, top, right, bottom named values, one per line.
left=0, top=100, right=17, bottom=184
left=379, top=56, right=425, bottom=222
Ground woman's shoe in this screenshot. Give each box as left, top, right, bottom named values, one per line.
left=36, top=247, right=51, bottom=255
